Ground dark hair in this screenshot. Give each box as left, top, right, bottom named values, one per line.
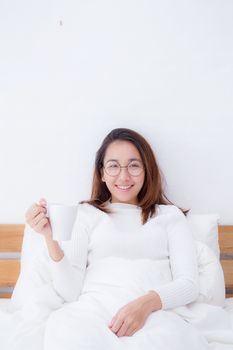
left=80, top=128, right=189, bottom=224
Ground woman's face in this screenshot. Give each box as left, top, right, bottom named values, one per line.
left=101, top=140, right=145, bottom=205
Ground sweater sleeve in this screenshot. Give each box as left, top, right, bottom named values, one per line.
left=48, top=204, right=89, bottom=302
left=152, top=206, right=199, bottom=310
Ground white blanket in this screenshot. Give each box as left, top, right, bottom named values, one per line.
left=1, top=256, right=233, bottom=349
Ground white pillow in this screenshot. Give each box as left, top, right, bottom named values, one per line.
left=186, top=213, right=220, bottom=259
left=10, top=225, right=68, bottom=311
left=195, top=240, right=225, bottom=307
left=10, top=225, right=48, bottom=311
left=20, top=224, right=47, bottom=269
left=9, top=252, right=63, bottom=313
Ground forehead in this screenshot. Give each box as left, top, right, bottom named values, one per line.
left=104, top=141, right=142, bottom=162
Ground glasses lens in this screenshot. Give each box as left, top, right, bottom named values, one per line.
left=105, top=161, right=120, bottom=176
left=104, top=160, right=144, bottom=176
left=128, top=161, right=143, bottom=176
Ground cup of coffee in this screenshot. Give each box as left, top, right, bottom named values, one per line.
left=46, top=203, right=78, bottom=241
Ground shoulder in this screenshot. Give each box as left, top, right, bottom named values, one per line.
left=75, top=202, right=106, bottom=230
left=156, top=205, right=193, bottom=240
left=156, top=204, right=184, bottom=217
left=77, top=202, right=99, bottom=213
left=77, top=202, right=109, bottom=216
left=155, top=205, right=187, bottom=226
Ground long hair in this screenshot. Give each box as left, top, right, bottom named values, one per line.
left=80, top=128, right=189, bottom=224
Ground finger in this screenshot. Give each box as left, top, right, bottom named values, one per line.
left=125, top=327, right=138, bottom=337
left=110, top=318, right=124, bottom=334
left=25, top=203, right=37, bottom=219
left=25, top=204, right=46, bottom=222
left=125, top=325, right=139, bottom=337
left=34, top=217, right=49, bottom=232
left=25, top=203, right=44, bottom=218
left=31, top=212, right=47, bottom=227
left=116, top=321, right=130, bottom=337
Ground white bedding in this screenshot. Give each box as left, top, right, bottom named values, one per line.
left=0, top=299, right=9, bottom=311
left=3, top=298, right=233, bottom=316
left=1, top=256, right=233, bottom=350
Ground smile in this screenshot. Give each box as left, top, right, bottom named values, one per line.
left=115, top=185, right=134, bottom=191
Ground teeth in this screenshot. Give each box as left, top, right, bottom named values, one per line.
left=116, top=185, right=132, bottom=189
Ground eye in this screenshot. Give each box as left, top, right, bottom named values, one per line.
left=129, top=162, right=141, bottom=168
left=106, top=161, right=119, bottom=168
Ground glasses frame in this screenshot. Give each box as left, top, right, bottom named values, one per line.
left=103, top=160, right=144, bottom=177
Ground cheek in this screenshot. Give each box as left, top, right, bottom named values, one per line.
left=104, top=178, right=115, bottom=188
left=135, top=174, right=145, bottom=188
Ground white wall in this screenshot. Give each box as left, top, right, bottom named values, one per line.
left=1, top=0, right=232, bottom=224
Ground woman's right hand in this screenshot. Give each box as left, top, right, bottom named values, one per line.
left=25, top=198, right=52, bottom=239
left=25, top=198, right=65, bottom=262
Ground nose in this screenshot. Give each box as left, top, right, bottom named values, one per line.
left=117, top=167, right=131, bottom=181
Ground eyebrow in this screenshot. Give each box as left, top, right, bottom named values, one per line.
left=105, top=158, right=141, bottom=162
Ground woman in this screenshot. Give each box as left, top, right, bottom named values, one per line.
left=24, top=128, right=208, bottom=349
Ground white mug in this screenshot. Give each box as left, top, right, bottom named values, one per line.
left=46, top=203, right=78, bottom=241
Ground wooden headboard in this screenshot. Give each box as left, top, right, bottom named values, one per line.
left=0, top=225, right=24, bottom=298
left=0, top=224, right=233, bottom=298
left=219, top=226, right=233, bottom=297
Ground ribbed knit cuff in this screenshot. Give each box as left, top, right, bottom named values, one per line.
left=150, top=280, right=199, bottom=310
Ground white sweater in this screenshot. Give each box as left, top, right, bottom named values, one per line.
left=49, top=202, right=199, bottom=310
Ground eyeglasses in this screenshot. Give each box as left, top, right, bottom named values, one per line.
left=103, top=160, right=144, bottom=177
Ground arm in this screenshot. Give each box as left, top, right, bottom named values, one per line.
left=47, top=220, right=89, bottom=302
left=109, top=207, right=199, bottom=337
left=25, top=199, right=89, bottom=303
left=152, top=206, right=199, bottom=310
